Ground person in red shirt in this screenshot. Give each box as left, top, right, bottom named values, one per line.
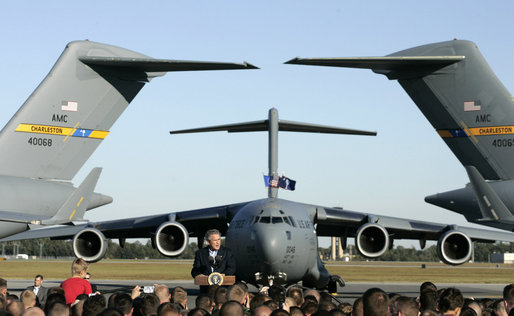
left=61, top=258, right=92, bottom=305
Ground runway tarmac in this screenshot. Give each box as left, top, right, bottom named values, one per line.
left=6, top=279, right=507, bottom=306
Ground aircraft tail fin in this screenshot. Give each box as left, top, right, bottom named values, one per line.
left=465, top=166, right=514, bottom=224
left=287, top=40, right=514, bottom=180
left=42, top=168, right=103, bottom=225
left=171, top=108, right=376, bottom=199
left=0, top=40, right=257, bottom=181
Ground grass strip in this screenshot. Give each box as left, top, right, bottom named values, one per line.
left=0, top=260, right=511, bottom=283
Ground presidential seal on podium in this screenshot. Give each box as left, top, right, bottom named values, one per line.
left=208, top=272, right=224, bottom=285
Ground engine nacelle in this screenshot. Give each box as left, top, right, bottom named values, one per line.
left=355, top=223, right=390, bottom=258
left=437, top=230, right=472, bottom=265
left=72, top=228, right=107, bottom=263
left=155, top=221, right=189, bottom=257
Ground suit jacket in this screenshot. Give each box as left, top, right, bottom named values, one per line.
left=26, top=285, right=48, bottom=306
left=191, top=245, right=236, bottom=278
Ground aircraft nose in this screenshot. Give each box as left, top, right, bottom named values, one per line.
left=253, top=225, right=284, bottom=266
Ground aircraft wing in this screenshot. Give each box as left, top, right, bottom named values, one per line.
left=0, top=202, right=249, bottom=242
left=315, top=205, right=514, bottom=264
left=316, top=206, right=514, bottom=241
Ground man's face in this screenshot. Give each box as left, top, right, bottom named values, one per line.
left=208, top=234, right=221, bottom=251
left=34, top=277, right=42, bottom=287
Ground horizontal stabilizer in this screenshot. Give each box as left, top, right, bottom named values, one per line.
left=285, top=56, right=464, bottom=79
left=171, top=119, right=376, bottom=136
left=80, top=56, right=259, bottom=72
left=42, top=168, right=104, bottom=225
left=0, top=224, right=89, bottom=242
left=278, top=120, right=376, bottom=135
left=465, top=166, right=514, bottom=224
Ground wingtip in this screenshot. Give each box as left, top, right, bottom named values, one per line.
left=243, top=62, right=259, bottom=69
left=284, top=57, right=301, bottom=65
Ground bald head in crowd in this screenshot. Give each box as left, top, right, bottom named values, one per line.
left=8, top=301, right=25, bottom=316
left=155, top=285, right=171, bottom=304
left=362, top=288, right=388, bottom=316
left=393, top=297, right=419, bottom=316
left=20, top=290, right=36, bottom=309
left=220, top=300, right=244, bottom=316
left=227, top=284, right=247, bottom=305
left=157, top=303, right=179, bottom=316
left=251, top=305, right=272, bottom=316
left=21, top=307, right=45, bottom=316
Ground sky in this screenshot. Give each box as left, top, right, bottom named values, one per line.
left=0, top=1, right=512, bottom=249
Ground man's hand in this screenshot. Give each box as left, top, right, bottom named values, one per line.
left=131, top=286, right=141, bottom=300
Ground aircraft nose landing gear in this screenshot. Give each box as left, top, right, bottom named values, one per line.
left=328, top=275, right=345, bottom=294
left=255, top=272, right=288, bottom=286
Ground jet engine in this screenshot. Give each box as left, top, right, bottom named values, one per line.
left=72, top=227, right=107, bottom=263
left=355, top=223, right=390, bottom=258
left=436, top=230, right=472, bottom=265
left=155, top=222, right=189, bottom=257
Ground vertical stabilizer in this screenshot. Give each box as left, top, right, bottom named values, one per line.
left=42, top=168, right=104, bottom=225
left=286, top=40, right=514, bottom=180
left=0, top=41, right=257, bottom=180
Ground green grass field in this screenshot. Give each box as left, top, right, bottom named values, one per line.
left=0, top=260, right=512, bottom=283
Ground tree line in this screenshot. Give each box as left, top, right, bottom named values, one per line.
left=1, top=239, right=512, bottom=262
left=317, top=242, right=512, bottom=262
left=0, top=239, right=199, bottom=260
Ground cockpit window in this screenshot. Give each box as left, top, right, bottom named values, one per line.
left=260, top=216, right=271, bottom=223
left=253, top=216, right=294, bottom=225
left=272, top=217, right=283, bottom=224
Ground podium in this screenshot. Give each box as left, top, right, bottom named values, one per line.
left=195, top=273, right=236, bottom=286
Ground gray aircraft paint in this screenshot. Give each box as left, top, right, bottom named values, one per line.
left=0, top=40, right=256, bottom=239
left=286, top=40, right=514, bottom=232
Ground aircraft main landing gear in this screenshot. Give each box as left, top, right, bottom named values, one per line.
left=328, top=275, right=345, bottom=294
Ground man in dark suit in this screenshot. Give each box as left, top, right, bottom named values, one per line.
left=25, top=274, right=47, bottom=307
left=191, top=229, right=236, bottom=280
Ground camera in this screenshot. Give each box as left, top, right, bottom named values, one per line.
left=140, top=286, right=155, bottom=293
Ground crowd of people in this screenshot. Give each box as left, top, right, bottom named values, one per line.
left=0, top=258, right=513, bottom=316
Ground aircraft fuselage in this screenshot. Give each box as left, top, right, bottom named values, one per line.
left=226, top=198, right=329, bottom=287
left=0, top=175, right=111, bottom=239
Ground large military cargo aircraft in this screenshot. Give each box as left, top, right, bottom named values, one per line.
left=3, top=40, right=514, bottom=291
left=286, top=40, right=514, bottom=232
left=0, top=40, right=256, bottom=239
